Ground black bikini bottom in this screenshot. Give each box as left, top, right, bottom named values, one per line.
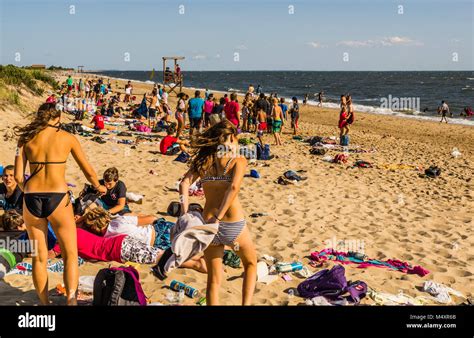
left=24, top=192, right=70, bottom=218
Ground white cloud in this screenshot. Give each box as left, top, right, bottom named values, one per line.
left=337, top=36, right=422, bottom=47
left=307, top=41, right=323, bottom=48
left=214, top=54, right=221, bottom=59
left=192, top=54, right=207, bottom=60
left=235, top=44, right=248, bottom=50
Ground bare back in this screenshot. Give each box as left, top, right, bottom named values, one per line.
left=201, top=156, right=245, bottom=222
left=23, top=128, right=74, bottom=193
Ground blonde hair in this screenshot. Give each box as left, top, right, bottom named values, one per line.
left=83, top=207, right=111, bottom=235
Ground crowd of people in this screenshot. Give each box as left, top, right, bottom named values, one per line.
left=1, top=73, right=362, bottom=306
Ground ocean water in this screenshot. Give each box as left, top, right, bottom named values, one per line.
left=92, top=71, right=474, bottom=126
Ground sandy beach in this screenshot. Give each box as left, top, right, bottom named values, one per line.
left=0, top=72, right=472, bottom=306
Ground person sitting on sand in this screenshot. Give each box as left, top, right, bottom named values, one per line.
left=14, top=102, right=107, bottom=305
left=272, top=98, right=283, bottom=145
left=91, top=109, right=105, bottom=131
left=0, top=165, right=23, bottom=213
left=160, top=124, right=189, bottom=155
left=289, top=96, right=300, bottom=135
left=98, top=167, right=131, bottom=215
left=179, top=120, right=257, bottom=305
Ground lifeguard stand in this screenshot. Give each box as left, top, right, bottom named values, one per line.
left=162, top=56, right=184, bottom=95
left=77, top=66, right=84, bottom=73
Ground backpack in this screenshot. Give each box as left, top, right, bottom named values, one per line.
left=93, top=266, right=147, bottom=306
left=340, top=134, right=350, bottom=146
left=297, top=264, right=367, bottom=303
left=256, top=143, right=271, bottom=160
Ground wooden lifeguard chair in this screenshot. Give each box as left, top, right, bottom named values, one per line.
left=77, top=66, right=84, bottom=73
left=162, top=56, right=184, bottom=95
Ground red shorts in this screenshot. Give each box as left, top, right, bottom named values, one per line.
left=258, top=122, right=267, bottom=131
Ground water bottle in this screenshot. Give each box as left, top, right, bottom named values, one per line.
left=276, top=262, right=303, bottom=273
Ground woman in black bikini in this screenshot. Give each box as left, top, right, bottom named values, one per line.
left=179, top=120, right=257, bottom=305
left=14, top=102, right=106, bottom=305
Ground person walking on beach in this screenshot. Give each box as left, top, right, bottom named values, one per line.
left=318, top=91, right=324, bottom=107
left=188, top=90, right=205, bottom=136
left=279, top=98, right=288, bottom=121
left=438, top=100, right=450, bottom=123
left=272, top=98, right=283, bottom=145
left=203, top=94, right=215, bottom=128
left=303, top=93, right=309, bottom=105
left=14, top=102, right=107, bottom=305
left=179, top=120, right=257, bottom=305
left=67, top=75, right=73, bottom=92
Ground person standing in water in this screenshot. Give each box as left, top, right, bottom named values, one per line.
left=318, top=91, right=324, bottom=107
left=179, top=120, right=257, bottom=305
left=14, top=102, right=107, bottom=305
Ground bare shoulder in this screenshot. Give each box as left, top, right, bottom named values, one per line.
left=233, top=156, right=247, bottom=167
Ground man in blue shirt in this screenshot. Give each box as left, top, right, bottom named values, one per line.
left=187, top=90, right=205, bottom=135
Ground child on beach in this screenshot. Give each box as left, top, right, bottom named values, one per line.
left=279, top=98, right=288, bottom=121
left=160, top=124, right=189, bottom=155
left=98, top=167, right=131, bottom=215
left=91, top=110, right=105, bottom=131
left=0, top=165, right=23, bottom=213
left=290, top=97, right=300, bottom=135
left=175, top=93, right=187, bottom=137
left=179, top=120, right=257, bottom=305
left=257, top=107, right=267, bottom=146
left=272, top=98, right=283, bottom=145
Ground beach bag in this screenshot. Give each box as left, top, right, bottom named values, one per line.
left=297, top=265, right=347, bottom=299
left=340, top=135, right=350, bottom=146
left=256, top=143, right=271, bottom=160
left=93, top=266, right=147, bottom=306
left=425, top=166, right=441, bottom=178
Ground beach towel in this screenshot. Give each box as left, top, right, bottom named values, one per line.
left=310, top=248, right=429, bottom=277
left=153, top=218, right=175, bottom=250
left=7, top=257, right=85, bottom=276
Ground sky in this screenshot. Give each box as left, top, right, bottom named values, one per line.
left=0, top=0, right=473, bottom=71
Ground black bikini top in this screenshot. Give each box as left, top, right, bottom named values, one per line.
left=24, top=124, right=67, bottom=186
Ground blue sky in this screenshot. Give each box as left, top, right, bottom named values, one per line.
left=0, top=0, right=472, bottom=70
